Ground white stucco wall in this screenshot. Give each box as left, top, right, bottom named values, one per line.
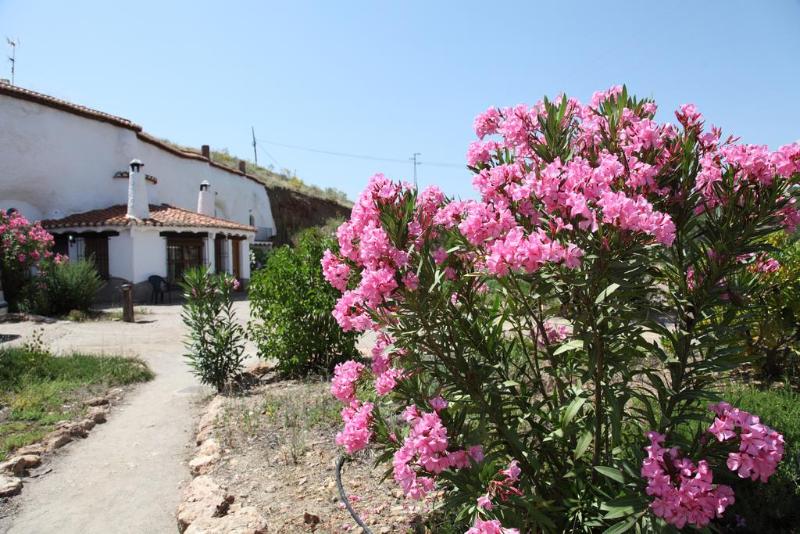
left=108, top=230, right=134, bottom=281
left=0, top=93, right=276, bottom=235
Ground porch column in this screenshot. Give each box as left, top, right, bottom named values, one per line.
left=225, top=238, right=233, bottom=274
left=240, top=238, right=251, bottom=281
left=206, top=232, right=216, bottom=273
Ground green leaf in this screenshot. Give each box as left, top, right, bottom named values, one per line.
left=574, top=430, right=593, bottom=459
left=562, top=396, right=587, bottom=428
left=602, top=517, right=636, bottom=534
left=595, top=283, right=621, bottom=304
left=553, top=339, right=584, bottom=355
left=594, top=466, right=625, bottom=484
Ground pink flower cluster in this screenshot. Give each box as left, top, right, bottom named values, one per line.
left=465, top=519, right=520, bottom=534
left=695, top=141, right=800, bottom=227
left=392, top=405, right=479, bottom=499
left=708, top=402, right=784, bottom=482
left=321, top=250, right=350, bottom=292
left=476, top=459, right=523, bottom=512
left=329, top=175, right=437, bottom=332
left=641, top=431, right=735, bottom=529
left=0, top=211, right=55, bottom=271
left=330, top=360, right=365, bottom=402
left=335, top=400, right=373, bottom=454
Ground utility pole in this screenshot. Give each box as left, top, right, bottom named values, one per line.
left=410, top=152, right=421, bottom=189
left=6, top=38, right=17, bottom=85
left=251, top=126, right=258, bottom=166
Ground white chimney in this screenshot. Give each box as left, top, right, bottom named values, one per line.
left=126, top=159, right=149, bottom=220
left=198, top=180, right=214, bottom=216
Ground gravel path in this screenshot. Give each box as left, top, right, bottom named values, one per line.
left=0, top=300, right=254, bottom=534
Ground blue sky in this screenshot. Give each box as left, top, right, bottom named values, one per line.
left=1, top=0, right=798, bottom=201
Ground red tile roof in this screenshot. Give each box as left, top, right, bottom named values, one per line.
left=41, top=204, right=255, bottom=233
left=0, top=82, right=141, bottom=130
left=0, top=82, right=266, bottom=187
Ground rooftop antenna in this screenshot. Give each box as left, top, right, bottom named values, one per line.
left=410, top=152, right=421, bottom=188
left=6, top=37, right=17, bottom=85
left=251, top=126, right=258, bottom=166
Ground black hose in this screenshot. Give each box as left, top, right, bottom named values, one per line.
left=335, top=454, right=374, bottom=534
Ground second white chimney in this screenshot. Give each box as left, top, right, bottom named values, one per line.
left=126, top=159, right=149, bottom=220
left=198, top=180, right=214, bottom=216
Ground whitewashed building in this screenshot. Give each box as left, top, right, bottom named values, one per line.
left=0, top=82, right=276, bottom=300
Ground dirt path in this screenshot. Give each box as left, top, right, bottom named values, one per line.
left=0, top=300, right=255, bottom=534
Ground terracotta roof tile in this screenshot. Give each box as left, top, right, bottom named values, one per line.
left=0, top=82, right=141, bottom=130
left=41, top=204, right=255, bottom=233
left=0, top=82, right=267, bottom=187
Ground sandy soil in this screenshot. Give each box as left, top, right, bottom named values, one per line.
left=0, top=300, right=255, bottom=534
left=203, top=379, right=442, bottom=533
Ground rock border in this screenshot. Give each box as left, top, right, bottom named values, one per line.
left=177, top=390, right=268, bottom=534
left=0, top=389, right=118, bottom=498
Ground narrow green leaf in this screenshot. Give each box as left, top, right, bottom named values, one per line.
left=602, top=517, right=636, bottom=534
left=574, top=430, right=593, bottom=460
left=594, top=466, right=625, bottom=484
left=595, top=283, right=621, bottom=304
left=562, top=396, right=587, bottom=428
left=553, top=339, right=584, bottom=355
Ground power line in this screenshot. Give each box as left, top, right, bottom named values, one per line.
left=257, top=138, right=410, bottom=164
left=257, top=138, right=464, bottom=169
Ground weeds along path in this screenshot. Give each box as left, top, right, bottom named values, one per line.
left=0, top=300, right=254, bottom=534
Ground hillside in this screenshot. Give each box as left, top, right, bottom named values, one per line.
left=157, top=138, right=352, bottom=244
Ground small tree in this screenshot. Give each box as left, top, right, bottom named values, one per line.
left=37, top=259, right=103, bottom=315
left=0, top=210, right=55, bottom=311
left=322, top=87, right=800, bottom=532
left=181, top=267, right=245, bottom=392
left=249, top=227, right=359, bottom=376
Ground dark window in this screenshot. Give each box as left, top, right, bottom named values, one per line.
left=214, top=235, right=228, bottom=274
left=83, top=236, right=110, bottom=280
left=167, top=237, right=204, bottom=282
left=53, top=235, right=69, bottom=257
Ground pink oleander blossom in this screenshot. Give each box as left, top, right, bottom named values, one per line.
left=331, top=360, right=365, bottom=402
left=465, top=519, right=520, bottom=534
left=641, top=431, right=734, bottom=529
left=321, top=250, right=351, bottom=292
left=708, top=402, right=784, bottom=482
left=335, top=400, right=374, bottom=454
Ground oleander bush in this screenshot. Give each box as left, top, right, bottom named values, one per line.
left=322, top=87, right=800, bottom=532
left=249, top=227, right=359, bottom=376
left=181, top=267, right=245, bottom=392
left=0, top=210, right=56, bottom=311
left=36, top=259, right=103, bottom=316
left=744, top=234, right=800, bottom=384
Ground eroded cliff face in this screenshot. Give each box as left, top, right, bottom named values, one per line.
left=266, top=186, right=351, bottom=245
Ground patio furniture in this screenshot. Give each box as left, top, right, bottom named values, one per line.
left=148, top=275, right=173, bottom=304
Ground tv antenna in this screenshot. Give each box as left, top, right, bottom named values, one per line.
left=6, top=37, right=18, bottom=85
left=410, top=152, right=421, bottom=188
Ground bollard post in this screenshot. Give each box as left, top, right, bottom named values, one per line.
left=121, top=284, right=134, bottom=323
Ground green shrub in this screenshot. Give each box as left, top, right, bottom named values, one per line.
left=181, top=267, right=246, bottom=392
left=38, top=259, right=103, bottom=316
left=249, top=227, right=359, bottom=376
left=720, top=386, right=800, bottom=532
left=744, top=234, right=800, bottom=384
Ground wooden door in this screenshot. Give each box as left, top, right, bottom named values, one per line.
left=83, top=236, right=110, bottom=279
left=231, top=239, right=241, bottom=281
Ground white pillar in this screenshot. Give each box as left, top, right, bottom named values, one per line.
left=126, top=159, right=149, bottom=220
left=240, top=237, right=252, bottom=280
left=225, top=238, right=233, bottom=274
left=206, top=232, right=216, bottom=272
